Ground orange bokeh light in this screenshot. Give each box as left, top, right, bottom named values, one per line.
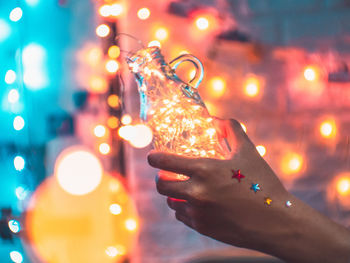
left=25, top=174, right=138, bottom=263
left=195, top=17, right=209, bottom=30
left=108, top=94, right=120, bottom=108
left=155, top=27, right=169, bottom=41
left=281, top=152, right=304, bottom=175
left=99, top=143, right=111, bottom=155
left=304, top=66, right=319, bottom=82
left=88, top=76, right=108, bottom=94
left=105, top=60, right=119, bottom=74
left=208, top=77, right=226, bottom=98
left=96, top=24, right=110, bottom=38
left=319, top=118, right=337, bottom=139
left=336, top=176, right=350, bottom=196
left=108, top=45, right=121, bottom=59
left=244, top=76, right=260, bottom=97
left=107, top=116, right=119, bottom=129
left=256, top=145, right=266, bottom=157
left=148, top=40, right=161, bottom=48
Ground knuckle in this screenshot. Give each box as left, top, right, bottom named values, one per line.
left=156, top=180, right=168, bottom=195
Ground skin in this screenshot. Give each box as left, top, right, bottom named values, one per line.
left=147, top=119, right=350, bottom=263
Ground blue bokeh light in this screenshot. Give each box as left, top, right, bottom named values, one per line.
left=8, top=220, right=21, bottom=234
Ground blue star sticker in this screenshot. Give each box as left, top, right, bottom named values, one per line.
left=250, top=183, right=261, bottom=193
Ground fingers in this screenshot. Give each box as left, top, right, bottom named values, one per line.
left=156, top=171, right=192, bottom=200
left=148, top=151, right=205, bottom=176
left=167, top=197, right=189, bottom=214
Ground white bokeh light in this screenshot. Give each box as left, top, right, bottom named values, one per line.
left=54, top=146, right=103, bottom=196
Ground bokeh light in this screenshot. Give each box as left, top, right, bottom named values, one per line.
left=88, top=76, right=108, bottom=93
left=108, top=45, right=120, bottom=59
left=125, top=218, right=138, bottom=231
left=155, top=27, right=169, bottom=41
left=256, top=145, right=266, bottom=157
left=208, top=77, right=226, bottom=98
left=14, top=156, right=25, bottom=171
left=336, top=176, right=350, bottom=196
left=94, top=125, right=106, bottom=138
left=240, top=122, right=247, bottom=133
left=9, top=8, right=23, bottom=22
left=8, top=89, right=20, bottom=104
left=244, top=76, right=260, bottom=97
left=195, top=17, right=209, bottom=30
left=118, top=125, right=135, bottom=141
left=5, top=70, right=16, bottom=84
left=0, top=19, right=11, bottom=42
left=110, top=3, right=123, bottom=17
left=26, top=175, right=138, bottom=263
left=137, top=8, right=150, bottom=20
left=281, top=152, right=304, bottom=175
left=107, top=116, right=119, bottom=129
left=99, top=5, right=111, bottom=17
left=319, top=118, right=337, bottom=139
left=105, top=59, right=119, bottom=73
left=15, top=186, right=29, bottom=200
left=86, top=47, right=103, bottom=66
left=109, top=203, right=122, bottom=215
left=304, top=66, right=319, bottom=82
left=54, top=146, right=103, bottom=196
left=99, top=143, right=111, bottom=155
left=96, top=24, right=110, bottom=37
left=107, top=94, right=120, bottom=108
left=9, top=251, right=23, bottom=263
left=8, top=220, right=21, bottom=234
left=121, top=114, right=132, bottom=125
left=128, top=124, right=153, bottom=148
left=13, top=116, right=25, bottom=131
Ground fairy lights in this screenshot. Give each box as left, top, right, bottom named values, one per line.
left=126, top=47, right=227, bottom=159
left=304, top=66, right=319, bottom=82
left=137, top=8, right=150, bottom=20
left=96, top=24, right=110, bottom=37
left=155, top=27, right=169, bottom=41
left=195, top=17, right=209, bottom=30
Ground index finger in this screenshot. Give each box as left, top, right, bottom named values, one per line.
left=148, top=151, right=203, bottom=176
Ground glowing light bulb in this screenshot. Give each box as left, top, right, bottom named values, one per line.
left=9, top=251, right=23, bottom=263
left=208, top=77, right=226, bottom=98
left=108, top=45, right=120, bottom=59
left=320, top=119, right=336, bottom=139
left=107, top=95, right=120, bottom=108
left=54, top=146, right=103, bottom=196
left=96, top=24, right=110, bottom=37
left=86, top=47, right=103, bottom=66
left=121, top=114, right=132, bottom=125
left=110, top=4, right=123, bottom=17
left=256, top=145, right=266, bottom=157
left=107, top=116, right=119, bottom=129
left=109, top=203, right=122, bottom=215
left=128, top=124, right=153, bottom=148
left=14, top=156, right=25, bottom=171
left=148, top=40, right=161, bottom=48
left=337, top=177, right=350, bottom=196
left=304, top=66, right=318, bottom=82
left=195, top=17, right=209, bottom=30
left=94, top=125, right=106, bottom=138
left=137, top=8, right=150, bottom=20
left=13, top=116, right=25, bottom=131
left=281, top=152, right=304, bottom=175
left=9, top=8, right=23, bottom=22
left=99, top=143, right=111, bottom=155
left=155, top=27, right=169, bottom=41
left=8, top=220, right=20, bottom=233
left=125, top=218, right=137, bottom=231
left=5, top=70, right=16, bottom=84
left=8, top=89, right=19, bottom=103
left=99, top=5, right=111, bottom=17
left=105, top=60, right=119, bottom=73
left=244, top=76, right=260, bottom=97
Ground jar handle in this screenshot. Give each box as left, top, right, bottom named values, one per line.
left=169, top=54, right=204, bottom=89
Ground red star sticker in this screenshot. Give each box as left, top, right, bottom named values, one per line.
left=232, top=169, right=245, bottom=182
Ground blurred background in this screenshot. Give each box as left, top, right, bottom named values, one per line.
left=0, top=0, right=349, bottom=262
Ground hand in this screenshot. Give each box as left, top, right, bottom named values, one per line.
left=148, top=119, right=350, bottom=263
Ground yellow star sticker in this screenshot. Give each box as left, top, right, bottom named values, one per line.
left=264, top=197, right=272, bottom=206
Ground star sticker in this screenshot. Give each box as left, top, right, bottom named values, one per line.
left=250, top=183, right=260, bottom=193
left=264, top=197, right=272, bottom=206
left=286, top=200, right=292, bottom=208
left=232, top=169, right=245, bottom=182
